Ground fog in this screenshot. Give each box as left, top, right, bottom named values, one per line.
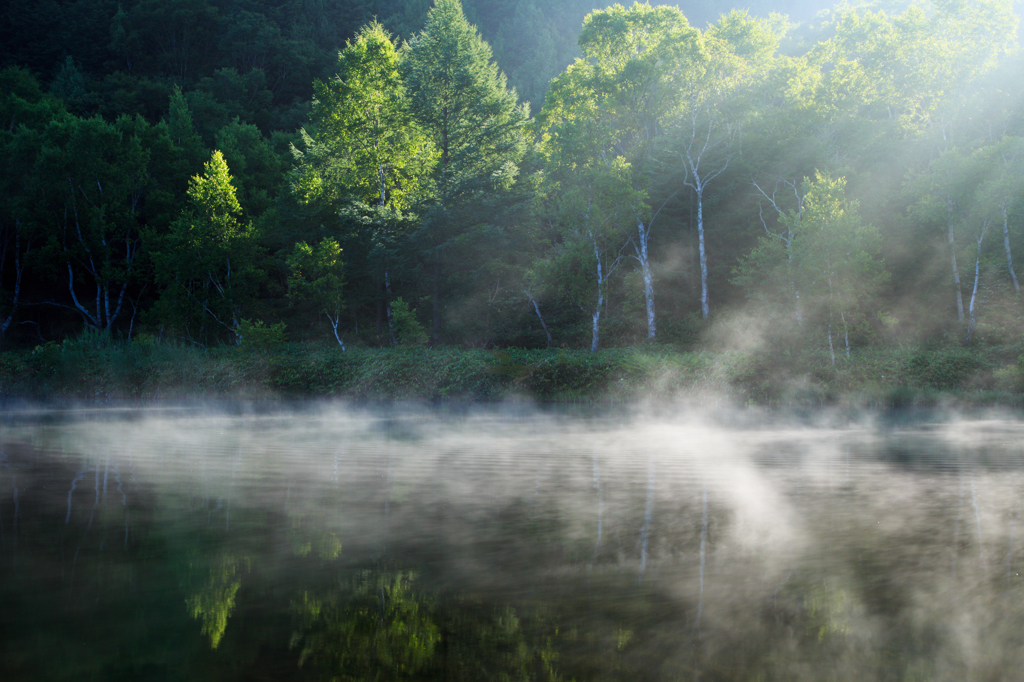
left=1, top=406, right=1023, bottom=679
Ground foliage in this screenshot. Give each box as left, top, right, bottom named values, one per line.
left=2, top=0, right=1024, bottom=362
left=151, top=150, right=264, bottom=345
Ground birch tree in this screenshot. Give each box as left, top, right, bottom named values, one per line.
left=152, top=151, right=262, bottom=343
left=572, top=2, right=701, bottom=339
left=671, top=11, right=779, bottom=320
left=31, top=115, right=151, bottom=332
left=549, top=160, right=637, bottom=352
left=737, top=173, right=886, bottom=361
left=294, top=22, right=433, bottom=346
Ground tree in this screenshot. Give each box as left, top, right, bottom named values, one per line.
left=736, top=173, right=887, bottom=362
left=287, top=238, right=347, bottom=348
left=547, top=157, right=638, bottom=352
left=29, top=114, right=152, bottom=332
left=291, top=571, right=440, bottom=680
left=571, top=2, right=702, bottom=339
left=670, top=10, right=780, bottom=320
left=295, top=21, right=433, bottom=346
left=0, top=67, right=63, bottom=339
left=402, top=0, right=530, bottom=343
left=152, top=150, right=262, bottom=343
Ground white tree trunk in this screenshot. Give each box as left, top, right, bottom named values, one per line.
left=948, top=202, right=965, bottom=322
left=590, top=232, right=604, bottom=353
left=1001, top=197, right=1019, bottom=292
left=636, top=218, right=656, bottom=337
left=966, top=221, right=988, bottom=341
left=329, top=314, right=346, bottom=351
left=527, top=293, right=552, bottom=347
left=697, top=189, right=709, bottom=319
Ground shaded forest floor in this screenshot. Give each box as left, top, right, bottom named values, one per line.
left=2, top=334, right=1024, bottom=411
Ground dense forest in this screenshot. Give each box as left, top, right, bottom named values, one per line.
left=1, top=0, right=1022, bottom=360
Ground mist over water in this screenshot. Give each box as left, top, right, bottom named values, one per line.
left=1, top=406, right=1023, bottom=680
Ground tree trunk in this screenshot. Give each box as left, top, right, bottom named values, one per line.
left=697, top=188, right=709, bottom=319
left=948, top=201, right=964, bottom=322
left=431, top=255, right=441, bottom=345
left=966, top=221, right=988, bottom=342
left=1002, top=197, right=1019, bottom=292
left=527, top=293, right=552, bottom=347
left=590, top=235, right=604, bottom=353
left=637, top=218, right=656, bottom=337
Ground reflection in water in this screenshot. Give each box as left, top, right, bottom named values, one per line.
left=186, top=553, right=249, bottom=649
left=0, top=408, right=1023, bottom=680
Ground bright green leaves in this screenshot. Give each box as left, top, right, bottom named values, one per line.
left=291, top=571, right=441, bottom=679
left=152, top=151, right=263, bottom=343
left=298, top=22, right=433, bottom=212
left=185, top=151, right=244, bottom=236
left=185, top=554, right=250, bottom=650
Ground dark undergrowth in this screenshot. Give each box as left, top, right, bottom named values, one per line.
left=1, top=331, right=1023, bottom=408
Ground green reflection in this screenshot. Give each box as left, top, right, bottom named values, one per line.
left=291, top=570, right=440, bottom=679
left=185, top=554, right=250, bottom=649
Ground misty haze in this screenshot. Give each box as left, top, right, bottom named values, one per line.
left=5, top=0, right=1024, bottom=678
left=1, top=406, right=1024, bottom=680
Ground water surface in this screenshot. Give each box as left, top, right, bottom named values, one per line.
left=1, top=406, right=1022, bottom=681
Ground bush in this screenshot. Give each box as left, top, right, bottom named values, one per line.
left=906, top=347, right=984, bottom=390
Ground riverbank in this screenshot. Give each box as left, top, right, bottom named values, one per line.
left=2, top=334, right=1023, bottom=408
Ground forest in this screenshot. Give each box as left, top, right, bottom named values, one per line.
left=1, top=0, right=1023, bottom=367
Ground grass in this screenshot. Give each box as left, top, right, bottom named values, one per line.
left=1, top=332, right=1022, bottom=408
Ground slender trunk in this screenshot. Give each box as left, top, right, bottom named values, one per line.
left=637, top=219, right=656, bottom=337
left=827, top=321, right=835, bottom=365
left=527, top=293, right=552, bottom=347
left=695, top=483, right=708, bottom=636
left=827, top=271, right=836, bottom=365
left=431, top=255, right=441, bottom=345
left=948, top=201, right=964, bottom=322
left=966, top=221, right=988, bottom=342
left=638, top=459, right=654, bottom=583
left=384, top=268, right=397, bottom=347
left=591, top=234, right=603, bottom=353
left=330, top=315, right=346, bottom=351
left=1001, top=197, right=1019, bottom=291
left=841, top=309, right=850, bottom=359
left=592, top=451, right=602, bottom=566
left=697, top=187, right=709, bottom=319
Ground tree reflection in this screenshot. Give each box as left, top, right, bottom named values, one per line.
left=291, top=570, right=440, bottom=680
left=290, top=569, right=565, bottom=681
left=185, top=553, right=250, bottom=649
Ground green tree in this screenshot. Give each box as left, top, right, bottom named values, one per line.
left=287, top=238, right=347, bottom=348
left=572, top=2, right=702, bottom=339
left=402, top=0, right=530, bottom=342
left=0, top=67, right=64, bottom=339
left=185, top=553, right=249, bottom=650
left=152, top=150, right=262, bottom=344
left=671, top=10, right=780, bottom=321
left=296, top=21, right=433, bottom=346
left=738, top=173, right=887, bottom=362
left=27, top=114, right=153, bottom=332
left=292, top=571, right=441, bottom=680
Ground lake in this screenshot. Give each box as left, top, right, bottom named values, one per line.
left=1, top=405, right=1022, bottom=681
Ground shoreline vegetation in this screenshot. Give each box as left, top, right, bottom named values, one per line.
left=3, top=334, right=1023, bottom=410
